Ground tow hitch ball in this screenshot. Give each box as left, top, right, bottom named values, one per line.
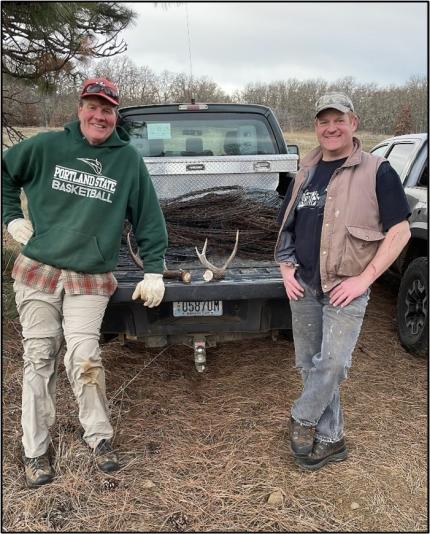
left=193, top=338, right=206, bottom=373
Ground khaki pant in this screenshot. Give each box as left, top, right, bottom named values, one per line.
left=14, top=279, right=113, bottom=458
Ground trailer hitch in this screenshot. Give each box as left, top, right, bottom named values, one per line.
left=193, top=337, right=207, bottom=373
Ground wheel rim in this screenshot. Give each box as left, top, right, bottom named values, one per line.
left=404, top=278, right=428, bottom=336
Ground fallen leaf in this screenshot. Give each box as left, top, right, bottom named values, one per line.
left=142, top=479, right=156, bottom=489
left=267, top=489, right=284, bottom=505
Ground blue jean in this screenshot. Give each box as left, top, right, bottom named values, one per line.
left=289, top=279, right=370, bottom=443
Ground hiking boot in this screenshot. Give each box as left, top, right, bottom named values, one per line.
left=289, top=417, right=315, bottom=456
left=22, top=450, right=54, bottom=488
left=94, top=439, right=119, bottom=473
left=295, top=438, right=348, bottom=470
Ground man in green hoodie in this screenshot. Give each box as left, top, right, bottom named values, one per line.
left=3, top=78, right=168, bottom=487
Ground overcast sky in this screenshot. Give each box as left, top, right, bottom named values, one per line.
left=122, top=2, right=427, bottom=94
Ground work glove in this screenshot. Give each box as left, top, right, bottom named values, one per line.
left=132, top=273, right=165, bottom=308
left=7, top=218, right=33, bottom=245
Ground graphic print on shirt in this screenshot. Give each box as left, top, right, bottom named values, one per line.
left=296, top=187, right=326, bottom=210
left=76, top=158, right=103, bottom=175
left=51, top=158, right=117, bottom=203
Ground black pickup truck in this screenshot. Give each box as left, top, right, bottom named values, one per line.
left=101, top=103, right=299, bottom=370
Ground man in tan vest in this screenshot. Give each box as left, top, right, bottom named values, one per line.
left=275, top=92, right=411, bottom=470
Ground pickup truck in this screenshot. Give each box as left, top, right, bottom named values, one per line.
left=101, top=103, right=299, bottom=370
left=370, top=133, right=428, bottom=357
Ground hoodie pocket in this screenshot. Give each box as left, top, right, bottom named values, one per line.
left=337, top=225, right=385, bottom=277
left=23, top=226, right=106, bottom=272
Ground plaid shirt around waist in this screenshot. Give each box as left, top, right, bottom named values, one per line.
left=12, top=254, right=118, bottom=296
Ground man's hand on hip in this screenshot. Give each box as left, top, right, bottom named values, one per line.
left=329, top=274, right=371, bottom=307
left=280, top=263, right=304, bottom=300
left=132, top=273, right=165, bottom=307
left=7, top=218, right=33, bottom=245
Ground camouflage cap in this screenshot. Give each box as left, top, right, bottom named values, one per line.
left=315, top=92, right=354, bottom=117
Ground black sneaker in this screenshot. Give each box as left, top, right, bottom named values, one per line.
left=289, top=417, right=315, bottom=457
left=94, top=439, right=119, bottom=473
left=22, top=451, right=54, bottom=488
left=295, top=438, right=348, bottom=470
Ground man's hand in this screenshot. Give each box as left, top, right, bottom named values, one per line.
left=330, top=220, right=411, bottom=308
left=279, top=263, right=304, bottom=300
left=7, top=218, right=33, bottom=245
left=132, top=273, right=165, bottom=307
left=329, top=274, right=371, bottom=307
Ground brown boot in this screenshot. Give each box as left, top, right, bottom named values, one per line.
left=22, top=450, right=54, bottom=488
left=94, top=439, right=119, bottom=473
left=289, top=417, right=315, bottom=457
left=295, top=438, right=348, bottom=470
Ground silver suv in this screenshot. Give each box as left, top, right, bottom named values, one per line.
left=371, top=133, right=428, bottom=357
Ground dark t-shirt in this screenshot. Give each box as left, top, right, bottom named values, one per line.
left=277, top=159, right=411, bottom=290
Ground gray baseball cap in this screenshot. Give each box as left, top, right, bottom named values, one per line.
left=315, top=92, right=355, bottom=117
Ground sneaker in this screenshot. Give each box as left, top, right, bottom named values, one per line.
left=94, top=439, right=119, bottom=473
left=22, top=451, right=54, bottom=488
left=289, top=417, right=315, bottom=456
left=295, top=438, right=348, bottom=470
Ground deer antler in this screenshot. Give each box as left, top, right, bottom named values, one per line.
left=195, top=230, right=239, bottom=280
left=127, top=232, right=191, bottom=284
left=127, top=232, right=144, bottom=269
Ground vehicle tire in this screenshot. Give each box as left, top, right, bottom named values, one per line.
left=396, top=257, right=428, bottom=357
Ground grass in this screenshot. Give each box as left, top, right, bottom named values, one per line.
left=1, top=280, right=427, bottom=532
left=2, top=126, right=63, bottom=148
left=284, top=129, right=389, bottom=154
left=3, top=126, right=388, bottom=155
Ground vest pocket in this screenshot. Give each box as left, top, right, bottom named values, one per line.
left=337, top=225, right=385, bottom=277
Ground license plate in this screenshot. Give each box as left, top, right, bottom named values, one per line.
left=173, top=300, right=223, bottom=317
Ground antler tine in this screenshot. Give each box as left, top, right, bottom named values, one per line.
left=195, top=239, right=220, bottom=274
left=221, top=229, right=240, bottom=270
left=195, top=230, right=240, bottom=279
left=127, top=232, right=144, bottom=269
left=129, top=232, right=191, bottom=283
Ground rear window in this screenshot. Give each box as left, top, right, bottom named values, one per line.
left=121, top=112, right=278, bottom=157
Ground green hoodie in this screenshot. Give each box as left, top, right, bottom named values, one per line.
left=2, top=121, right=167, bottom=274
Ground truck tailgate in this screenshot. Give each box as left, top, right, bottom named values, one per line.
left=112, top=249, right=285, bottom=302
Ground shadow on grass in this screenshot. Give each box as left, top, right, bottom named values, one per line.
left=3, top=245, right=19, bottom=320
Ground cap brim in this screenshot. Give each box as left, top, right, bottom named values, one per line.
left=315, top=104, right=351, bottom=117
left=81, top=92, right=118, bottom=106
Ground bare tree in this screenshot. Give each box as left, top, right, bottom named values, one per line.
left=394, top=105, right=413, bottom=136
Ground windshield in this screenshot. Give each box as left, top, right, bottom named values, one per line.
left=122, top=112, right=278, bottom=157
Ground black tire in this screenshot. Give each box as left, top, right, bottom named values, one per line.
left=396, top=257, right=428, bottom=357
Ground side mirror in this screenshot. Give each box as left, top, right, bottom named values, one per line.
left=287, top=144, right=300, bottom=157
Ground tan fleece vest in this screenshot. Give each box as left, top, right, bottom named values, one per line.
left=275, top=138, right=386, bottom=292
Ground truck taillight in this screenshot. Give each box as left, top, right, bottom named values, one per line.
left=178, top=104, right=208, bottom=111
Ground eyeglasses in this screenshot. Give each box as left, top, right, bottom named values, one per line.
left=82, top=83, right=119, bottom=102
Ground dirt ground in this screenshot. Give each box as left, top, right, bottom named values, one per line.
left=1, top=276, right=428, bottom=533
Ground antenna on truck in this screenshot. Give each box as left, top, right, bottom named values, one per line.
left=185, top=4, right=195, bottom=103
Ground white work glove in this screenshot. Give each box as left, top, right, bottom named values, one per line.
left=132, top=273, right=165, bottom=308
left=7, top=218, right=33, bottom=245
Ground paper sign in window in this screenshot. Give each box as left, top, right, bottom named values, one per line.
left=147, top=123, right=171, bottom=140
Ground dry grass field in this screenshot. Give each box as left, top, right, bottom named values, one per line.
left=284, top=129, right=389, bottom=154
left=1, top=278, right=428, bottom=532
left=3, top=126, right=388, bottom=154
